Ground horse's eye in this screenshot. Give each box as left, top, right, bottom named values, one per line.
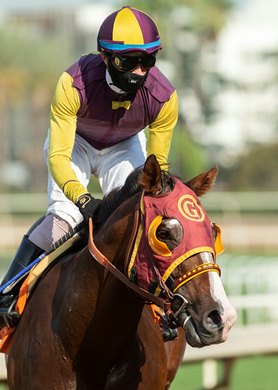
left=156, top=229, right=171, bottom=241
left=148, top=215, right=172, bottom=256
left=157, top=219, right=183, bottom=251
left=148, top=217, right=183, bottom=255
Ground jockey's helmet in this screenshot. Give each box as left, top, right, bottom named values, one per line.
left=97, top=6, right=162, bottom=55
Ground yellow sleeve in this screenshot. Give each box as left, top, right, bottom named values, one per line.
left=48, top=72, right=88, bottom=203
left=148, top=90, right=178, bottom=167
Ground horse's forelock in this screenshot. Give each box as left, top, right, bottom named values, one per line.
left=161, top=171, right=175, bottom=193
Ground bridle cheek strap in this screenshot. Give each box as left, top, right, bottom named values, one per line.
left=173, top=263, right=221, bottom=292
left=87, top=218, right=166, bottom=309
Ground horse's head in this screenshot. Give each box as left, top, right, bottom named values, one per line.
left=129, top=155, right=237, bottom=347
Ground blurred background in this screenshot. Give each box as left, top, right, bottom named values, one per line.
left=0, top=0, right=278, bottom=389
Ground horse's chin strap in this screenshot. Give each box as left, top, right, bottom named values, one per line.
left=87, top=218, right=167, bottom=309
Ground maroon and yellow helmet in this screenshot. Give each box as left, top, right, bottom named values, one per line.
left=97, top=6, right=161, bottom=54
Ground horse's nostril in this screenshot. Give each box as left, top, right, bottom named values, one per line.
left=205, top=310, right=223, bottom=331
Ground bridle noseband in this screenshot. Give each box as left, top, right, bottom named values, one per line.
left=173, top=262, right=221, bottom=292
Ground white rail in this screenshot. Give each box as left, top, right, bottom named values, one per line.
left=0, top=355, right=5, bottom=380
left=184, top=323, right=278, bottom=361
left=0, top=191, right=277, bottom=213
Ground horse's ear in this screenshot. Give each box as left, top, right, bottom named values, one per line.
left=139, top=154, right=162, bottom=195
left=186, top=167, right=218, bottom=196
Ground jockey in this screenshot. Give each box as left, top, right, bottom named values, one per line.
left=0, top=6, right=178, bottom=329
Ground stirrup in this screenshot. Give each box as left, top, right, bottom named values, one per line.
left=0, top=296, right=20, bottom=329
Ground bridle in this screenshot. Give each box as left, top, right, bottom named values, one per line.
left=87, top=185, right=222, bottom=328
left=88, top=216, right=179, bottom=328
left=173, top=262, right=221, bottom=292
left=88, top=217, right=167, bottom=309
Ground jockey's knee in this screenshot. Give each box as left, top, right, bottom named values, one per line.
left=28, top=213, right=72, bottom=252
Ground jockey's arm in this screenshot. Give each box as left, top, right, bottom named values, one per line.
left=148, top=90, right=178, bottom=167
left=48, top=72, right=88, bottom=203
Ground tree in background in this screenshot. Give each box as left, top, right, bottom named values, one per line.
left=168, top=124, right=208, bottom=179
left=0, top=21, right=74, bottom=192
left=126, top=0, right=233, bottom=179
left=220, top=143, right=278, bottom=190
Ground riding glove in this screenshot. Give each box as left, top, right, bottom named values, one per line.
left=76, top=193, right=102, bottom=222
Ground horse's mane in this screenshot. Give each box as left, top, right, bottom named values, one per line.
left=96, top=165, right=175, bottom=224
left=97, top=167, right=142, bottom=223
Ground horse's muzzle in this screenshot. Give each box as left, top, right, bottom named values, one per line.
left=171, top=294, right=229, bottom=348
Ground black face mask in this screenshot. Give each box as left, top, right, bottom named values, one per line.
left=108, top=61, right=148, bottom=94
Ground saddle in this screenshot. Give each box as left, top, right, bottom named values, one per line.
left=0, top=232, right=83, bottom=354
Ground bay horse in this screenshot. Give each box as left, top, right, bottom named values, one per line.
left=6, top=155, right=236, bottom=389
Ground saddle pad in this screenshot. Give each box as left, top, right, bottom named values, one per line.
left=0, top=234, right=80, bottom=354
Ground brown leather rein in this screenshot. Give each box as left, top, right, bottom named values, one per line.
left=88, top=218, right=166, bottom=309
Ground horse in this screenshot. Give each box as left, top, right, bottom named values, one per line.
left=6, top=154, right=236, bottom=389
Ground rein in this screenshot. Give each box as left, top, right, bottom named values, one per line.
left=88, top=218, right=167, bottom=309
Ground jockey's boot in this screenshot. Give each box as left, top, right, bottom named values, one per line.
left=0, top=235, right=43, bottom=329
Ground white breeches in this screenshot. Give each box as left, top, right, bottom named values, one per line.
left=29, top=131, right=146, bottom=251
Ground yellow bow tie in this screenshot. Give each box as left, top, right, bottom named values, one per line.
left=112, top=100, right=131, bottom=110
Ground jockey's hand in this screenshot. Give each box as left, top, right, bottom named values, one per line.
left=76, top=193, right=102, bottom=222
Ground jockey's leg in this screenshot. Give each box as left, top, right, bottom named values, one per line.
left=28, top=214, right=72, bottom=251
left=0, top=133, right=93, bottom=329
left=0, top=214, right=73, bottom=329
left=0, top=234, right=43, bottom=328
left=96, top=130, right=146, bottom=194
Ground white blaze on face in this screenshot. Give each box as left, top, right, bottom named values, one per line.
left=202, top=252, right=237, bottom=340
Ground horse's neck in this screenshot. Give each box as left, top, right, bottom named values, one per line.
left=94, top=192, right=141, bottom=268
left=48, top=204, right=142, bottom=358
left=71, top=194, right=144, bottom=358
